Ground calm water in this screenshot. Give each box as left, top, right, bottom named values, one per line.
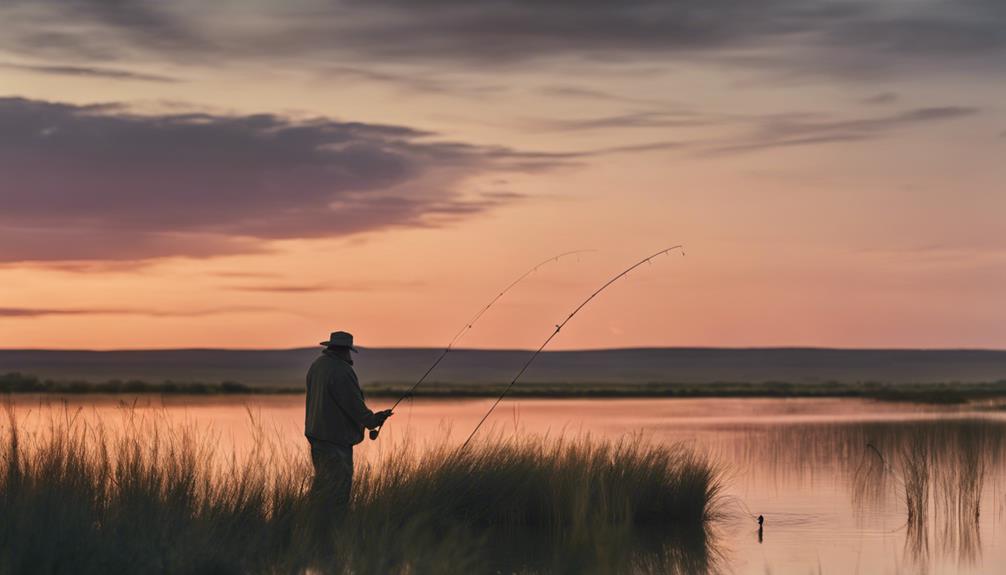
left=8, top=395, right=1006, bottom=574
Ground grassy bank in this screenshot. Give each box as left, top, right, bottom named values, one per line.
left=4, top=371, right=1006, bottom=403
left=0, top=407, right=719, bottom=574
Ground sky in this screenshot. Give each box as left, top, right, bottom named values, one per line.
left=0, top=0, right=1004, bottom=350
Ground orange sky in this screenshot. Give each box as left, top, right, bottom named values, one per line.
left=1, top=1, right=1004, bottom=350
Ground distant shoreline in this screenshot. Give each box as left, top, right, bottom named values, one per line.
left=4, top=372, right=1006, bottom=404
left=5, top=348, right=1006, bottom=390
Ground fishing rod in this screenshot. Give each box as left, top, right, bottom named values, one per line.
left=458, top=245, right=685, bottom=451
left=369, top=249, right=593, bottom=440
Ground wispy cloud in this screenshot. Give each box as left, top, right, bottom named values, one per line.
left=211, top=270, right=283, bottom=279
left=321, top=65, right=505, bottom=98
left=569, top=140, right=686, bottom=157
left=511, top=105, right=977, bottom=157
left=535, top=85, right=669, bottom=108
left=0, top=306, right=278, bottom=318
left=861, top=92, right=900, bottom=106
left=226, top=279, right=423, bottom=293
left=525, top=111, right=720, bottom=133
left=703, top=106, right=979, bottom=155
left=0, top=61, right=178, bottom=82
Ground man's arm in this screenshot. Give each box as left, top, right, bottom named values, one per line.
left=329, top=370, right=390, bottom=429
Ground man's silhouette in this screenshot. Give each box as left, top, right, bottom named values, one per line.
left=305, top=331, right=392, bottom=516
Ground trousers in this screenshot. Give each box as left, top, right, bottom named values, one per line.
left=308, top=438, right=353, bottom=514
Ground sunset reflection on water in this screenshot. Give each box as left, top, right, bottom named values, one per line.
left=6, top=395, right=1006, bottom=574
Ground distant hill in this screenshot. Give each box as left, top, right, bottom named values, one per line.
left=2, top=348, right=1005, bottom=389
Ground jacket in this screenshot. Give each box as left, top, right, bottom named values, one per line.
left=305, top=350, right=379, bottom=446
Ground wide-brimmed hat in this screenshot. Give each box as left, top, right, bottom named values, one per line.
left=319, top=330, right=358, bottom=352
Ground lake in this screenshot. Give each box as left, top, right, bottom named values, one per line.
left=6, top=395, right=1006, bottom=574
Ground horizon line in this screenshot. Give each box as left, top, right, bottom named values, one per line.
left=3, top=345, right=1006, bottom=353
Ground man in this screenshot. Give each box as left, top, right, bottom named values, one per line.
left=305, top=331, right=392, bottom=514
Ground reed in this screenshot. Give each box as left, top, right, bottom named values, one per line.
left=0, top=407, right=719, bottom=574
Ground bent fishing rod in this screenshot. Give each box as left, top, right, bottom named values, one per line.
left=459, top=245, right=685, bottom=451
left=369, top=249, right=592, bottom=440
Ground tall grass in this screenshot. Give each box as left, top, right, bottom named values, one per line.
left=0, top=406, right=719, bottom=574
left=899, top=434, right=931, bottom=526
left=720, top=419, right=1005, bottom=566
left=889, top=422, right=995, bottom=566
left=748, top=420, right=1004, bottom=566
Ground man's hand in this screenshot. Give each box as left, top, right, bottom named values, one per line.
left=374, top=409, right=393, bottom=426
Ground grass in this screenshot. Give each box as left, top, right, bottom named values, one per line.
left=6, top=371, right=1006, bottom=403
left=876, top=422, right=997, bottom=565
left=0, top=405, right=720, bottom=574
left=754, top=419, right=1004, bottom=566
left=860, top=423, right=999, bottom=526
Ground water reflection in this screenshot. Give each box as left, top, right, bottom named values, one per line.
left=477, top=525, right=719, bottom=574
left=727, top=419, right=1005, bottom=569
left=5, top=395, right=1006, bottom=574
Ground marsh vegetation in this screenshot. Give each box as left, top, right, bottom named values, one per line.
left=727, top=419, right=1006, bottom=568
left=0, top=406, right=720, bottom=574
left=4, top=395, right=1005, bottom=573
left=859, top=421, right=1001, bottom=566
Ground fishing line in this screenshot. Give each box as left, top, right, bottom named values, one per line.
left=369, top=249, right=593, bottom=440
left=458, top=245, right=685, bottom=451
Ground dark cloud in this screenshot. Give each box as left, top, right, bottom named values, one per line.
left=0, top=61, right=178, bottom=82
left=0, top=97, right=559, bottom=262
left=7, top=0, right=209, bottom=54
left=2, top=1, right=1004, bottom=80
left=0, top=306, right=274, bottom=318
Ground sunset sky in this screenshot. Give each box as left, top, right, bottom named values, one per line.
left=1, top=0, right=1004, bottom=350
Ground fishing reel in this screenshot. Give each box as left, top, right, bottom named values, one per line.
left=369, top=428, right=380, bottom=440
